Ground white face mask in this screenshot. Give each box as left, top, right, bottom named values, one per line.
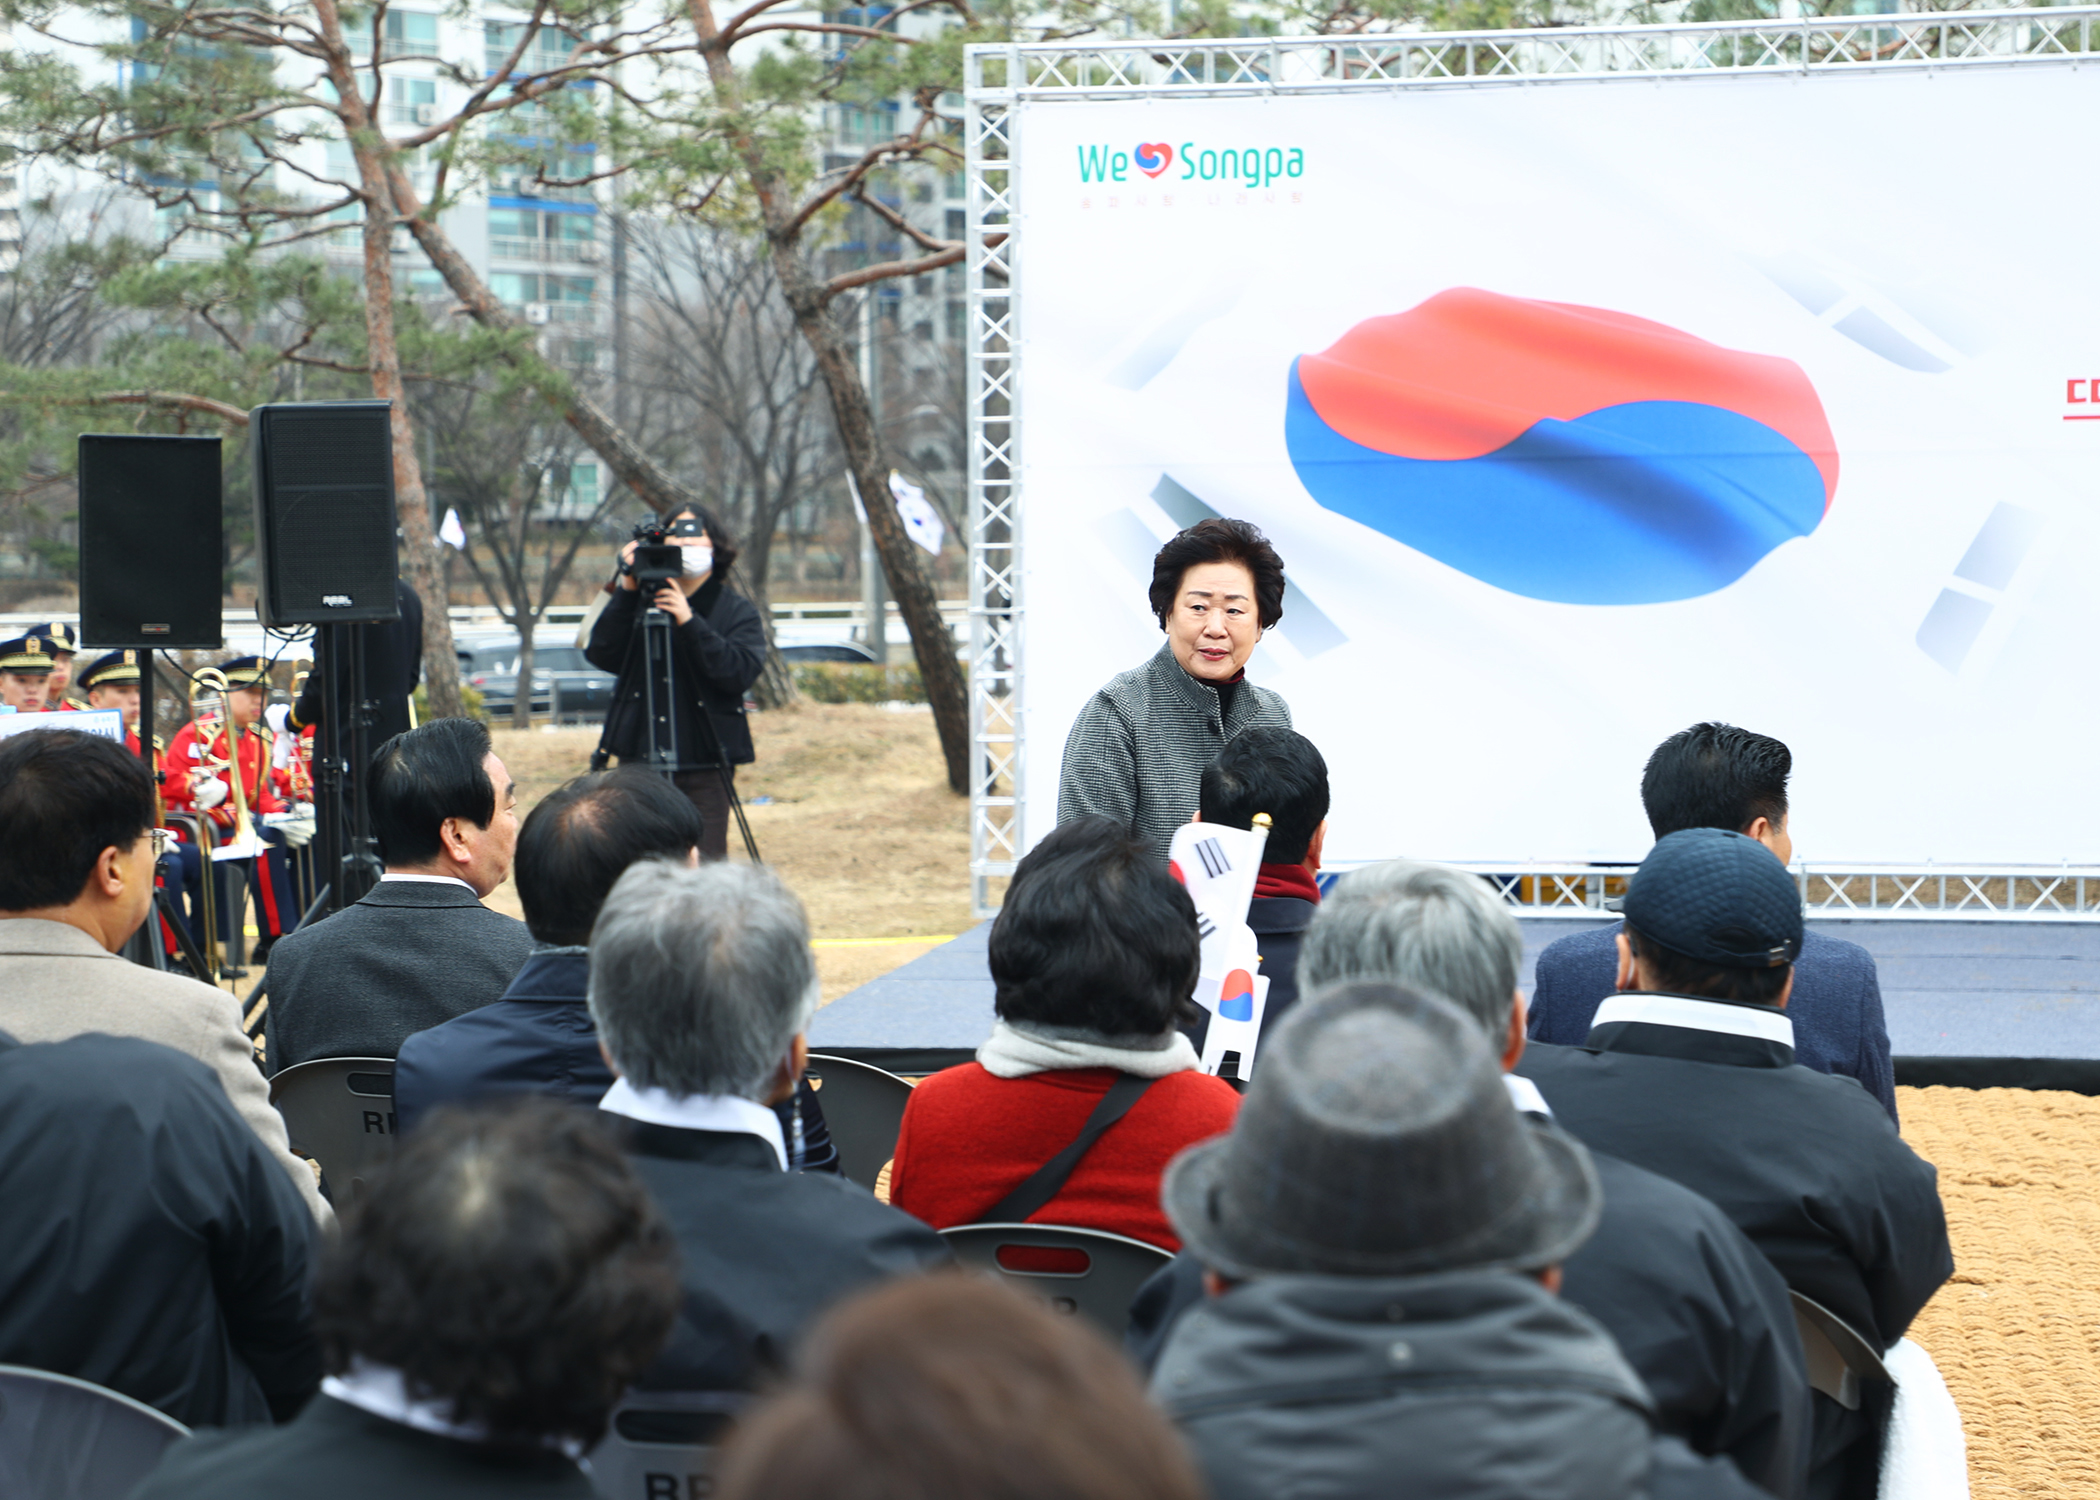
left=679, top=543, right=714, bottom=578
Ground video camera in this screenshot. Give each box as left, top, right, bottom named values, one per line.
left=621, top=516, right=694, bottom=598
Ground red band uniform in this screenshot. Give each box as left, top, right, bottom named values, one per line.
left=79, top=648, right=204, bottom=960
left=163, top=657, right=297, bottom=953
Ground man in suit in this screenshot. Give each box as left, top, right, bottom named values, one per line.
left=131, top=1098, right=682, bottom=1500
left=0, top=1030, right=320, bottom=1429
left=0, top=728, right=329, bottom=1223
left=1527, top=722, right=1897, bottom=1120
left=1129, top=857, right=1814, bottom=1500
left=1518, top=828, right=1951, bottom=1500
left=590, top=859, right=952, bottom=1398
left=1191, top=725, right=1327, bottom=1056
left=264, top=716, right=530, bottom=1074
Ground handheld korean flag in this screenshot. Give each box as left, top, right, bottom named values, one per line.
left=889, top=471, right=945, bottom=557
left=1168, top=813, right=1273, bottom=1079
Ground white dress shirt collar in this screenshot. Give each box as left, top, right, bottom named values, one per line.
left=379, top=872, right=477, bottom=892
left=1591, top=992, right=1796, bottom=1049
left=321, top=1358, right=580, bottom=1456
left=598, top=1078, right=787, bottom=1170
left=1502, top=1073, right=1553, bottom=1118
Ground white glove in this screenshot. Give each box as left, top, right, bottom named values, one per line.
left=265, top=702, right=292, bottom=735
left=194, top=776, right=230, bottom=811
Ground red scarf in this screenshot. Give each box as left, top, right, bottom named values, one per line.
left=1253, top=862, right=1321, bottom=903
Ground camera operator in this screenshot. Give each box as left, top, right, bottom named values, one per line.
left=586, top=507, right=765, bottom=861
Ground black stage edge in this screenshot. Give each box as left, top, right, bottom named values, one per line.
left=1893, top=1056, right=2100, bottom=1095
left=815, top=1046, right=976, bottom=1078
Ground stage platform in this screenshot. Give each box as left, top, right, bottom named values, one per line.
left=808, top=919, right=2100, bottom=1089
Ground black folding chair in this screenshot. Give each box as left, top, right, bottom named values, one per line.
left=0, top=1364, right=190, bottom=1500
left=940, top=1223, right=1173, bottom=1339
left=804, top=1054, right=915, bottom=1191
left=267, top=1057, right=397, bottom=1207
left=584, top=1391, right=746, bottom=1500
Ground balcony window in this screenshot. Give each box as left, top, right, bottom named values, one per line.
left=485, top=20, right=579, bottom=76
left=384, top=78, right=438, bottom=127
left=489, top=206, right=597, bottom=264
left=386, top=12, right=439, bottom=56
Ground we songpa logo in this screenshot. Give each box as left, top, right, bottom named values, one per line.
left=1077, top=140, right=1307, bottom=188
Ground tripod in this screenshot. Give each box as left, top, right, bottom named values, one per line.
left=592, top=597, right=761, bottom=862
left=310, top=621, right=384, bottom=916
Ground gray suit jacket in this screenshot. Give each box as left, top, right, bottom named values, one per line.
left=264, top=879, right=534, bottom=1076
left=0, top=918, right=330, bottom=1223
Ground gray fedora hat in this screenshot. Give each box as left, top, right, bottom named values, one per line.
left=1162, top=981, right=1601, bottom=1280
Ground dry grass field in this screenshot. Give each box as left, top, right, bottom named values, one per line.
left=485, top=703, right=973, bottom=999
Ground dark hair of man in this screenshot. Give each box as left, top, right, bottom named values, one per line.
left=313, top=1098, right=681, bottom=1447
left=1640, top=722, right=1791, bottom=840
left=1199, top=726, right=1330, bottom=865
left=367, top=716, right=496, bottom=867
left=1147, top=517, right=1287, bottom=630
left=990, top=817, right=1201, bottom=1036
left=716, top=1275, right=1206, bottom=1500
left=515, top=768, right=704, bottom=945
left=1626, top=925, right=1792, bottom=1007
left=0, top=729, right=155, bottom=910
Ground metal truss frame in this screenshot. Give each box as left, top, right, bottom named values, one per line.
left=962, top=9, right=2098, bottom=919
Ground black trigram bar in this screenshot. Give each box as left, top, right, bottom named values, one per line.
left=1196, top=910, right=1218, bottom=940
left=1195, top=837, right=1230, bottom=879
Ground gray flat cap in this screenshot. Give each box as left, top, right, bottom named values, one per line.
left=1162, top=981, right=1601, bottom=1279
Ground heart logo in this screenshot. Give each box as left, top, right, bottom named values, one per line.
left=1134, top=142, right=1174, bottom=178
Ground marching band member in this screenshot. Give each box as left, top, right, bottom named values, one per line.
left=164, top=657, right=297, bottom=961
left=0, top=635, right=53, bottom=713
left=81, top=649, right=203, bottom=960
left=27, top=621, right=83, bottom=709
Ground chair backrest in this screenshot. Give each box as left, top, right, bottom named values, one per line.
left=0, top=1364, right=190, bottom=1500
left=267, top=1057, right=398, bottom=1207
left=940, top=1223, right=1174, bottom=1339
left=585, top=1391, right=746, bottom=1500
left=803, top=1054, right=914, bottom=1191
left=1789, top=1290, right=1892, bottom=1411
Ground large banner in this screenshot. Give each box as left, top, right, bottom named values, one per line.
left=1014, top=65, right=2100, bottom=866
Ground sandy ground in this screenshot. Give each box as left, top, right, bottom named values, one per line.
left=1900, top=1085, right=2100, bottom=1499
left=484, top=705, right=972, bottom=999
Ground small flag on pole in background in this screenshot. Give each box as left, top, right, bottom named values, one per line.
left=438, top=508, right=467, bottom=550
left=890, top=472, right=945, bottom=557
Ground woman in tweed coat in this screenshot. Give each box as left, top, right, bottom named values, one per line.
left=1057, top=519, right=1293, bottom=862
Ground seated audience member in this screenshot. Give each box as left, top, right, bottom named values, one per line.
left=0, top=1030, right=319, bottom=1428
left=0, top=729, right=328, bottom=1222
left=589, top=860, right=951, bottom=1394
left=266, top=717, right=531, bottom=1074
left=888, top=816, right=1240, bottom=1250
left=1529, top=722, right=1896, bottom=1119
left=718, top=1276, right=1205, bottom=1500
left=1154, top=982, right=1767, bottom=1500
left=1519, top=828, right=1952, bottom=1500
left=1129, top=858, right=1813, bottom=1500
left=131, top=1098, right=681, bottom=1500
left=1191, top=724, right=1328, bottom=1049
left=393, top=768, right=836, bottom=1170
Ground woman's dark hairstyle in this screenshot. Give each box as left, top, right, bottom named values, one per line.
left=1640, top=723, right=1791, bottom=840
left=1199, top=726, right=1330, bottom=866
left=990, top=816, right=1200, bottom=1035
left=367, top=717, right=497, bottom=867
left=1148, top=517, right=1287, bottom=630
left=0, top=729, right=155, bottom=910
left=1626, top=925, right=1791, bottom=1007
left=515, top=768, right=704, bottom=945
left=314, top=1097, right=681, bottom=1447
left=717, top=1275, right=1206, bottom=1500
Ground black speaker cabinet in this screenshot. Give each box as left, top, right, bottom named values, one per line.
left=78, top=433, right=226, bottom=650
left=251, top=400, right=402, bottom=627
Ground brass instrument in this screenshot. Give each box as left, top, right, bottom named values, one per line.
left=188, top=667, right=260, bottom=852
left=285, top=659, right=315, bottom=803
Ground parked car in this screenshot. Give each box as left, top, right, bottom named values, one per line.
left=459, top=635, right=617, bottom=723
left=778, top=642, right=880, bottom=664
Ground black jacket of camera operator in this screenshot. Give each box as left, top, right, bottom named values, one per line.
left=585, top=576, right=765, bottom=769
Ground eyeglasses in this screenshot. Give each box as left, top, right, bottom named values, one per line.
left=147, top=828, right=171, bottom=858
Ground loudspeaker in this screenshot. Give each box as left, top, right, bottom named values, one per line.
left=78, top=433, right=226, bottom=650
left=251, top=401, right=401, bottom=627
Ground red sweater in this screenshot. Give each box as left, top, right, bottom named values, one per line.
left=889, top=1064, right=1240, bottom=1251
